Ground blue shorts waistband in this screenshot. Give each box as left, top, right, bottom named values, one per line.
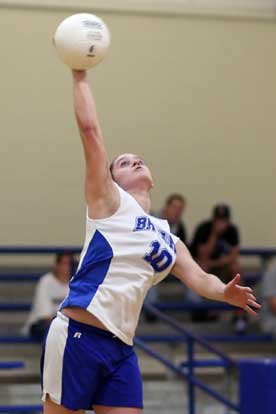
left=57, top=311, right=118, bottom=340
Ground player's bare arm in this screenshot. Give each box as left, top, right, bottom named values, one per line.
left=171, top=241, right=261, bottom=316
left=72, top=70, right=119, bottom=219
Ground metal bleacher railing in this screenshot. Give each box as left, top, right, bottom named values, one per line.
left=0, top=245, right=276, bottom=413
left=137, top=304, right=239, bottom=414
left=137, top=304, right=276, bottom=414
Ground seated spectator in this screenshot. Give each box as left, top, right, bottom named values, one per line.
left=24, top=252, right=74, bottom=340
left=189, top=204, right=243, bottom=327
left=160, top=193, right=187, bottom=244
left=190, top=203, right=240, bottom=282
left=261, top=259, right=276, bottom=336
left=144, top=193, right=187, bottom=322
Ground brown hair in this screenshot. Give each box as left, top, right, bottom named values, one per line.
left=165, top=193, right=185, bottom=206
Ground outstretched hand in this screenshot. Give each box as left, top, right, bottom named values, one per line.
left=224, top=274, right=261, bottom=316
left=72, top=69, right=87, bottom=81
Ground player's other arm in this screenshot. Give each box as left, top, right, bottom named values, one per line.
left=171, top=241, right=261, bottom=316
left=72, top=70, right=119, bottom=217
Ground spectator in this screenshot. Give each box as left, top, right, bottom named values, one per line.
left=261, top=259, right=276, bottom=336
left=161, top=193, right=187, bottom=244
left=24, top=253, right=73, bottom=340
left=189, top=204, right=242, bottom=325
left=190, top=203, right=240, bottom=282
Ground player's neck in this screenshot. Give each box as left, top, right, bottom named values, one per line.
left=129, top=189, right=151, bottom=213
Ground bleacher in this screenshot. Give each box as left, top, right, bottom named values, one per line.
left=0, top=246, right=275, bottom=412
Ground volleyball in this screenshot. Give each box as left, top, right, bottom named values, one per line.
left=53, top=13, right=111, bottom=70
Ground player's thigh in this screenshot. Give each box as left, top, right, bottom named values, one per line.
left=43, top=394, right=85, bottom=414
left=93, top=405, right=142, bottom=414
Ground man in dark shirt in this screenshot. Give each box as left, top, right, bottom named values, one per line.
left=190, top=204, right=240, bottom=283
left=188, top=204, right=243, bottom=326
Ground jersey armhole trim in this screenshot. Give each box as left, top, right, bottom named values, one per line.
left=86, top=182, right=123, bottom=223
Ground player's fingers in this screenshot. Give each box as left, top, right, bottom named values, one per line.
left=240, top=286, right=253, bottom=293
left=229, top=274, right=241, bottom=287
left=244, top=305, right=258, bottom=317
left=247, top=299, right=261, bottom=309
left=233, top=274, right=241, bottom=283
left=247, top=293, right=256, bottom=301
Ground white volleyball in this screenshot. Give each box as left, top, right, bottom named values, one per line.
left=54, top=13, right=111, bottom=70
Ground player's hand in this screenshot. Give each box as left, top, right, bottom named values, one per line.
left=72, top=69, right=87, bottom=81
left=224, top=274, right=261, bottom=316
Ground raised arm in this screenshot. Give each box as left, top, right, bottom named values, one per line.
left=72, top=70, right=119, bottom=218
left=171, top=241, right=261, bottom=316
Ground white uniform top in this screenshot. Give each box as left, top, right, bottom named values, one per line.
left=24, top=272, right=69, bottom=333
left=60, top=185, right=179, bottom=345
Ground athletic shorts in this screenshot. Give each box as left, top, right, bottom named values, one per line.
left=41, top=311, right=143, bottom=410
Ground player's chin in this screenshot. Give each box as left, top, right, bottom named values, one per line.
left=136, top=168, right=152, bottom=179
left=136, top=173, right=154, bottom=188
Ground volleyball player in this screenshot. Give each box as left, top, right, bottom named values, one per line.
left=41, top=70, right=261, bottom=414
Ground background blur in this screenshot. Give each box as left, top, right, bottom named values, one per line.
left=1, top=1, right=275, bottom=247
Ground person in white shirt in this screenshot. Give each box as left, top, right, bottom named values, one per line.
left=261, top=258, right=276, bottom=336
left=41, top=70, right=261, bottom=414
left=25, top=253, right=73, bottom=340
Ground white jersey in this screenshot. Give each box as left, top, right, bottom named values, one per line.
left=24, top=273, right=69, bottom=334
left=60, top=185, right=179, bottom=345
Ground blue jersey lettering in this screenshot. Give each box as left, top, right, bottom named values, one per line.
left=144, top=241, right=173, bottom=273
left=134, top=216, right=148, bottom=231
left=134, top=216, right=156, bottom=232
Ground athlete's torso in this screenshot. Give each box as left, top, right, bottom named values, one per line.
left=60, top=184, right=179, bottom=344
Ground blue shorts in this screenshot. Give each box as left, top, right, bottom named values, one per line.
left=41, top=312, right=143, bottom=410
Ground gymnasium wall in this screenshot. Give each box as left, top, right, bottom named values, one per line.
left=1, top=4, right=275, bottom=246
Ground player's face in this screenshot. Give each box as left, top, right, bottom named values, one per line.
left=111, top=153, right=154, bottom=191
